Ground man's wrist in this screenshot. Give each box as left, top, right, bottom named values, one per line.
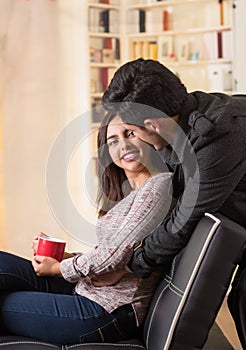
left=127, top=241, right=153, bottom=278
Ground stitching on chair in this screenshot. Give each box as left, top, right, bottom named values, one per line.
left=145, top=283, right=169, bottom=348
left=162, top=213, right=221, bottom=350
left=146, top=255, right=178, bottom=347
left=168, top=284, right=183, bottom=298
left=0, top=341, right=57, bottom=348
left=67, top=344, right=145, bottom=349
left=169, top=282, right=184, bottom=295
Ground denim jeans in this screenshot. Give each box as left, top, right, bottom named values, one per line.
left=0, top=251, right=140, bottom=345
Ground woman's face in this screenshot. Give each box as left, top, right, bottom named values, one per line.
left=106, top=115, right=153, bottom=176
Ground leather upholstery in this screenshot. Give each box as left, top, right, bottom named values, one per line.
left=0, top=213, right=245, bottom=349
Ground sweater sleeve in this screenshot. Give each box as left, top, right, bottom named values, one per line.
left=60, top=172, right=172, bottom=282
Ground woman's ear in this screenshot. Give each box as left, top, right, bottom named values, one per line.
left=144, top=119, right=160, bottom=134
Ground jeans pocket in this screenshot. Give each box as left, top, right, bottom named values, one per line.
left=80, top=319, right=124, bottom=343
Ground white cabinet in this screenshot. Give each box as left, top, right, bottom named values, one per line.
left=232, top=0, right=246, bottom=93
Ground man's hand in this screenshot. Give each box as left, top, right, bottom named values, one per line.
left=91, top=269, right=128, bottom=287
left=123, top=123, right=167, bottom=151
left=32, top=255, right=62, bottom=277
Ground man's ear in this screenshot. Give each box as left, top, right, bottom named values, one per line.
left=144, top=119, right=160, bottom=134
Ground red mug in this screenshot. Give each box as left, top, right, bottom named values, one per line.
left=37, top=236, right=66, bottom=262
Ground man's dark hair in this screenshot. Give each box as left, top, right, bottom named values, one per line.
left=102, top=58, right=188, bottom=119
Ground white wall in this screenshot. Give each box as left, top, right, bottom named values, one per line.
left=233, top=0, right=246, bottom=93
left=0, top=0, right=95, bottom=258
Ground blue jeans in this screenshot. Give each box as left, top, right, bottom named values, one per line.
left=0, top=251, right=140, bottom=345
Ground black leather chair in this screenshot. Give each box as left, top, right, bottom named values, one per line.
left=0, top=213, right=245, bottom=350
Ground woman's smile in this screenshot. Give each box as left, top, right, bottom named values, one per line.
left=121, top=150, right=139, bottom=162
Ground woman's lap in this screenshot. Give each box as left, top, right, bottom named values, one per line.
left=0, top=291, right=123, bottom=344
left=0, top=251, right=74, bottom=294
left=0, top=251, right=139, bottom=344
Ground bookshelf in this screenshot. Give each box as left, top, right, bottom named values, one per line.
left=126, top=0, right=234, bottom=93
left=88, top=1, right=122, bottom=123
left=87, top=0, right=124, bottom=193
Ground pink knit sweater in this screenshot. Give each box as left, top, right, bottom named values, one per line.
left=60, top=172, right=173, bottom=326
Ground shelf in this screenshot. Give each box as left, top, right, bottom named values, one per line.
left=128, top=25, right=232, bottom=38
left=88, top=2, right=120, bottom=10
left=165, top=59, right=232, bottom=67
left=127, top=0, right=222, bottom=10
left=90, top=62, right=119, bottom=68
left=91, top=92, right=103, bottom=98
left=89, top=32, right=121, bottom=38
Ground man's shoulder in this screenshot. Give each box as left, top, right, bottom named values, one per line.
left=188, top=91, right=246, bottom=138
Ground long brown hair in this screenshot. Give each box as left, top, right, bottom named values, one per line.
left=97, top=112, right=130, bottom=218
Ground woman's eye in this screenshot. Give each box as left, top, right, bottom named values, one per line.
left=127, top=130, right=135, bottom=138
left=108, top=139, right=118, bottom=147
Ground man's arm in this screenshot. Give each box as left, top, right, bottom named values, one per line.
left=129, top=119, right=246, bottom=278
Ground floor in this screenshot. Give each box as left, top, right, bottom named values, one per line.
left=216, top=296, right=243, bottom=350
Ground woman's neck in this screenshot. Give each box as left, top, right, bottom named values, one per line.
left=127, top=169, right=160, bottom=190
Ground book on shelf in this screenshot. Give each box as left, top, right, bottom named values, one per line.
left=129, top=9, right=163, bottom=34
left=90, top=37, right=120, bottom=64
left=100, top=9, right=109, bottom=33
left=130, top=39, right=158, bottom=60
left=91, top=97, right=103, bottom=124
left=145, top=9, right=162, bottom=33
left=89, top=8, right=119, bottom=33
left=222, top=30, right=232, bottom=60
left=100, top=67, right=116, bottom=92
left=139, top=10, right=145, bottom=33
left=202, top=30, right=231, bottom=61
left=149, top=41, right=158, bottom=60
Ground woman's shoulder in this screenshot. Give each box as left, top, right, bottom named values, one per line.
left=134, top=172, right=173, bottom=202
left=141, top=172, right=173, bottom=190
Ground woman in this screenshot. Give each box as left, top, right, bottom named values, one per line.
left=0, top=112, right=173, bottom=345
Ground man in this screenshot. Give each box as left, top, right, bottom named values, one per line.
left=98, top=58, right=246, bottom=346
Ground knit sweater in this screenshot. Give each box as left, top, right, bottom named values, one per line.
left=60, top=172, right=173, bottom=326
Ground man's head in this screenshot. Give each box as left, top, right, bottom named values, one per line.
left=102, top=58, right=188, bottom=119
left=102, top=59, right=187, bottom=149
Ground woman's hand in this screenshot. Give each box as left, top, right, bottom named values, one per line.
left=31, top=232, right=48, bottom=256
left=32, top=255, right=62, bottom=277
left=32, top=233, right=73, bottom=261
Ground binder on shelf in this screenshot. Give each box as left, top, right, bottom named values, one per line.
left=114, top=38, right=121, bottom=62
left=149, top=41, right=158, bottom=60
left=145, top=9, right=162, bottom=33
left=217, top=32, right=223, bottom=59
left=100, top=68, right=108, bottom=92
left=222, top=31, right=232, bottom=60
left=109, top=10, right=119, bottom=33
left=91, top=97, right=103, bottom=124
left=139, top=10, right=146, bottom=33
left=163, top=10, right=169, bottom=31
left=142, top=40, right=150, bottom=59
left=128, top=9, right=139, bottom=33
left=100, top=67, right=116, bottom=92
left=202, top=32, right=218, bottom=60
left=101, top=10, right=109, bottom=33
left=89, top=8, right=99, bottom=32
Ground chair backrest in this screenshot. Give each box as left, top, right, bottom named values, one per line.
left=143, top=213, right=246, bottom=350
